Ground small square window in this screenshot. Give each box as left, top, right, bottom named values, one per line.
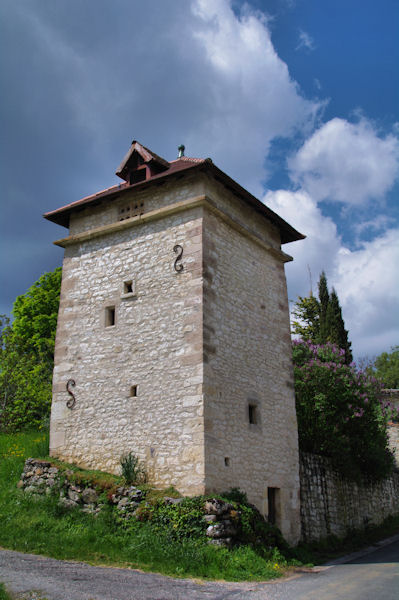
left=130, top=385, right=138, bottom=397
left=248, top=404, right=258, bottom=425
left=105, top=306, right=115, bottom=327
left=224, top=457, right=230, bottom=467
left=124, top=281, right=133, bottom=294
left=122, top=279, right=136, bottom=298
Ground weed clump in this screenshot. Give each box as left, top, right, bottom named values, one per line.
left=119, top=452, right=146, bottom=485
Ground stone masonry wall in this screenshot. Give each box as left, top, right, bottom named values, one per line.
left=18, top=459, right=276, bottom=549
left=50, top=186, right=206, bottom=495
left=300, top=452, right=399, bottom=541
left=202, top=205, right=300, bottom=545
left=388, top=423, right=399, bottom=467
left=50, top=170, right=301, bottom=544
left=68, top=175, right=205, bottom=237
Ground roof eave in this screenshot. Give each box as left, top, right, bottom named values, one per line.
left=44, top=159, right=305, bottom=244
left=201, top=161, right=305, bottom=244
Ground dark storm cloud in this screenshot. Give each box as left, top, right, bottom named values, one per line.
left=1, top=0, right=319, bottom=317
left=0, top=0, right=196, bottom=313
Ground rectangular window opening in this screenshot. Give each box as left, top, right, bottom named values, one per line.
left=124, top=280, right=133, bottom=294
left=130, top=385, right=138, bottom=397
left=267, top=487, right=279, bottom=525
left=105, top=306, right=115, bottom=327
left=224, top=457, right=230, bottom=467
left=248, top=404, right=258, bottom=425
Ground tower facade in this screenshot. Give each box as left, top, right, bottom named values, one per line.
left=45, top=141, right=304, bottom=543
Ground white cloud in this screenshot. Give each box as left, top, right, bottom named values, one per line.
left=289, top=117, right=399, bottom=205
left=314, top=78, right=322, bottom=91
left=265, top=189, right=399, bottom=359
left=3, top=0, right=397, bottom=360
left=187, top=0, right=322, bottom=193
left=334, top=229, right=399, bottom=357
left=264, top=189, right=341, bottom=298
left=296, top=29, right=315, bottom=52
left=12, top=0, right=322, bottom=197
left=353, top=214, right=395, bottom=238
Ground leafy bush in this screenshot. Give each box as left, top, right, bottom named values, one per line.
left=120, top=452, right=146, bottom=485
left=0, top=268, right=61, bottom=431
left=372, top=345, right=399, bottom=389
left=221, top=487, right=248, bottom=504
left=134, top=496, right=206, bottom=541
left=0, top=435, right=295, bottom=581
left=293, top=340, right=395, bottom=480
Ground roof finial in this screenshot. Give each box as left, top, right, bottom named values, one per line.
left=178, top=144, right=185, bottom=158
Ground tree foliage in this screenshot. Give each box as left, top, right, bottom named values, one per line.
left=372, top=346, right=399, bottom=389
left=293, top=340, right=395, bottom=481
left=0, top=268, right=62, bottom=431
left=292, top=271, right=352, bottom=364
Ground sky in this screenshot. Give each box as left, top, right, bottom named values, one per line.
left=0, top=0, right=398, bottom=360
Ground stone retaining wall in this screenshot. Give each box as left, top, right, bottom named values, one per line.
left=300, top=452, right=399, bottom=541
left=388, top=423, right=399, bottom=468
left=18, top=459, right=247, bottom=547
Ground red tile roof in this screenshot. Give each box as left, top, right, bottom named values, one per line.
left=44, top=151, right=304, bottom=244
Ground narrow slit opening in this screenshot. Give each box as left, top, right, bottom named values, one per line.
left=105, top=306, right=115, bottom=327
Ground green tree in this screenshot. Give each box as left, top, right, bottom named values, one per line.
left=291, top=294, right=320, bottom=342
left=292, top=271, right=353, bottom=364
left=293, top=340, right=394, bottom=480
left=0, top=268, right=62, bottom=431
left=317, top=271, right=330, bottom=343
left=324, top=289, right=352, bottom=362
left=373, top=346, right=399, bottom=388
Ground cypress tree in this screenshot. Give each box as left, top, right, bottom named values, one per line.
left=326, top=289, right=353, bottom=364
left=316, top=271, right=330, bottom=344
left=293, top=271, right=353, bottom=363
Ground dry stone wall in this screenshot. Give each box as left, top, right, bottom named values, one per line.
left=17, top=459, right=260, bottom=548
left=388, top=423, right=399, bottom=467
left=300, top=452, right=399, bottom=541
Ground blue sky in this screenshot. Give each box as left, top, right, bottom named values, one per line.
left=0, top=0, right=398, bottom=359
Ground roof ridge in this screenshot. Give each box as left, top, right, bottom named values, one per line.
left=170, top=157, right=205, bottom=163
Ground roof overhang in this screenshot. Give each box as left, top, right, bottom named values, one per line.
left=44, top=158, right=304, bottom=244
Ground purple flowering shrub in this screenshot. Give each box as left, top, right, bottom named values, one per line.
left=293, top=340, right=395, bottom=480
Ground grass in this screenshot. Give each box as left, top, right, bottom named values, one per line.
left=0, top=430, right=292, bottom=581
left=0, top=583, right=11, bottom=600
left=2, top=431, right=397, bottom=582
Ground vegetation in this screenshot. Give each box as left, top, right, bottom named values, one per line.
left=295, top=513, right=399, bottom=565
left=0, top=430, right=297, bottom=582
left=0, top=584, right=11, bottom=600
left=292, top=271, right=352, bottom=364
left=372, top=346, right=399, bottom=389
left=293, top=340, right=395, bottom=480
left=120, top=451, right=147, bottom=485
left=0, top=268, right=62, bottom=432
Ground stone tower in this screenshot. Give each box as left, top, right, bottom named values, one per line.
left=45, top=141, right=304, bottom=543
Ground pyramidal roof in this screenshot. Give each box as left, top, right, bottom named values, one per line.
left=44, top=141, right=304, bottom=244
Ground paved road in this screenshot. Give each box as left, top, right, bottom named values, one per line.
left=1, top=537, right=398, bottom=600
